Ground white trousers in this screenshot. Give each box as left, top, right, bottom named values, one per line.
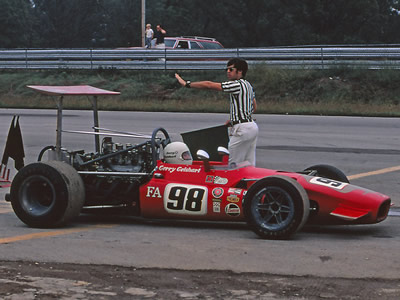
left=228, top=121, right=258, bottom=166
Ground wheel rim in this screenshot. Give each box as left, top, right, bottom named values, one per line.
left=251, top=186, right=295, bottom=231
left=19, top=175, right=56, bottom=217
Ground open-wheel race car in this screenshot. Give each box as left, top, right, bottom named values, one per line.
left=3, top=86, right=392, bottom=240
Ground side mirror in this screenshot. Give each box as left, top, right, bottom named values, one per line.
left=196, top=150, right=210, bottom=160
left=217, top=146, right=229, bottom=156
left=217, top=146, right=229, bottom=164
left=196, top=149, right=210, bottom=172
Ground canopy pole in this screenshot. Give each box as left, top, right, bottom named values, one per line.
left=55, top=95, right=63, bottom=160
left=88, top=95, right=100, bottom=153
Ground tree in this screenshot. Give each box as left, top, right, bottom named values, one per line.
left=32, top=0, right=102, bottom=48
left=275, top=0, right=400, bottom=45
left=99, top=0, right=142, bottom=47
left=2, top=0, right=400, bottom=48
left=0, top=0, right=36, bottom=48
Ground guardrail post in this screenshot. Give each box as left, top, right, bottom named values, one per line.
left=321, top=47, right=324, bottom=70
left=164, top=48, right=167, bottom=71
left=90, top=49, right=93, bottom=70
left=25, top=49, right=28, bottom=69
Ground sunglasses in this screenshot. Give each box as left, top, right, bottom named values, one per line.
left=225, top=67, right=237, bottom=72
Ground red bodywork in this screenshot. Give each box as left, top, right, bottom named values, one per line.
left=0, top=178, right=11, bottom=188
left=140, top=160, right=391, bottom=225
left=0, top=165, right=11, bottom=188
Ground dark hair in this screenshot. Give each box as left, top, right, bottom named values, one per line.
left=227, top=58, right=248, bottom=77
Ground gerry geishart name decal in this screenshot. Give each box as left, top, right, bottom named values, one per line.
left=159, top=165, right=201, bottom=174
left=164, top=184, right=208, bottom=215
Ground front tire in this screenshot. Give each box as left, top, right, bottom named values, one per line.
left=303, top=164, right=349, bottom=183
left=244, top=175, right=310, bottom=239
left=10, top=161, right=85, bottom=228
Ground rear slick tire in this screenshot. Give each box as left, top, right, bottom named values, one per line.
left=244, top=175, right=310, bottom=240
left=10, top=161, right=85, bottom=228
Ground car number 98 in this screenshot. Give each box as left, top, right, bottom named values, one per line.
left=164, top=184, right=208, bottom=215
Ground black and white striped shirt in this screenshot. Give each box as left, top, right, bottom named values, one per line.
left=221, top=79, right=255, bottom=122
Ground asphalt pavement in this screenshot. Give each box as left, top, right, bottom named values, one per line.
left=0, top=110, right=399, bottom=299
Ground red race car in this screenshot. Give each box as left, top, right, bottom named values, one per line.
left=5, top=125, right=391, bottom=240
left=3, top=86, right=391, bottom=239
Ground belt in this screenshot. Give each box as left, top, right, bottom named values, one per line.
left=231, top=119, right=252, bottom=125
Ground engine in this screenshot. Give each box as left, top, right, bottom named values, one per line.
left=72, top=137, right=154, bottom=174
left=56, top=136, right=156, bottom=209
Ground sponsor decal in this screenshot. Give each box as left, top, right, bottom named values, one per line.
left=227, top=194, right=240, bottom=203
left=228, top=188, right=242, bottom=195
left=164, top=150, right=178, bottom=159
left=146, top=186, right=162, bottom=198
left=158, top=164, right=201, bottom=174
left=205, top=175, right=214, bottom=183
left=214, top=176, right=228, bottom=185
left=212, top=199, right=221, bottom=213
left=225, top=203, right=241, bottom=217
left=212, top=187, right=224, bottom=198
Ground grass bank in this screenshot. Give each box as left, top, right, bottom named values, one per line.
left=1, top=67, right=400, bottom=117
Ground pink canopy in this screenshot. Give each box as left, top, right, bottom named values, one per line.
left=26, top=85, right=120, bottom=155
left=27, top=85, right=120, bottom=96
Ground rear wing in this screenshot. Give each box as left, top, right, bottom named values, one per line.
left=1, top=115, right=25, bottom=188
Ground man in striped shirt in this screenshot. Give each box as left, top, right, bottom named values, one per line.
left=175, top=58, right=258, bottom=166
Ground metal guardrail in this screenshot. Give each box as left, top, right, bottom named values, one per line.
left=1, top=47, right=400, bottom=70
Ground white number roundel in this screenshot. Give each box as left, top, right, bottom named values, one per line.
left=164, top=184, right=208, bottom=215
left=310, top=177, right=348, bottom=190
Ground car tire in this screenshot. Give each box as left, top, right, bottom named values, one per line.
left=303, top=164, right=349, bottom=183
left=10, top=161, right=85, bottom=228
left=244, top=175, right=310, bottom=240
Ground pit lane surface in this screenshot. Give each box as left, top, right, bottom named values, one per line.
left=1, top=109, right=398, bottom=205
left=0, top=110, right=399, bottom=285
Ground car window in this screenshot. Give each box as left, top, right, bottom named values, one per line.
left=199, top=41, right=223, bottom=49
left=165, top=39, right=176, bottom=48
left=177, top=41, right=189, bottom=49
left=190, top=42, right=202, bottom=49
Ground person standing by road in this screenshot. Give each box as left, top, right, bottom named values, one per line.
left=175, top=58, right=258, bottom=166
left=154, top=24, right=166, bottom=49
left=145, top=24, right=154, bottom=48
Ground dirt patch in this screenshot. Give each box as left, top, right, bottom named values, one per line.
left=0, top=261, right=399, bottom=299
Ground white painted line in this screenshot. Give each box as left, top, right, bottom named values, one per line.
left=349, top=165, right=400, bottom=180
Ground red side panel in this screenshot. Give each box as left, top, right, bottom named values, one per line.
left=330, top=205, right=370, bottom=220
left=0, top=180, right=11, bottom=188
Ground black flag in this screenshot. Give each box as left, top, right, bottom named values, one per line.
left=1, top=115, right=25, bottom=170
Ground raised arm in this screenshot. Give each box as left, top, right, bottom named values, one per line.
left=175, top=73, right=222, bottom=91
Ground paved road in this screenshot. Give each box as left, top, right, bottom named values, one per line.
left=0, top=110, right=399, bottom=294
left=1, top=109, right=399, bottom=205
left=1, top=198, right=399, bottom=278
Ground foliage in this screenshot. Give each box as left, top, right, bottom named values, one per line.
left=31, top=0, right=102, bottom=48
left=1, top=68, right=400, bottom=117
left=1, top=0, right=400, bottom=48
left=0, top=0, right=36, bottom=48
